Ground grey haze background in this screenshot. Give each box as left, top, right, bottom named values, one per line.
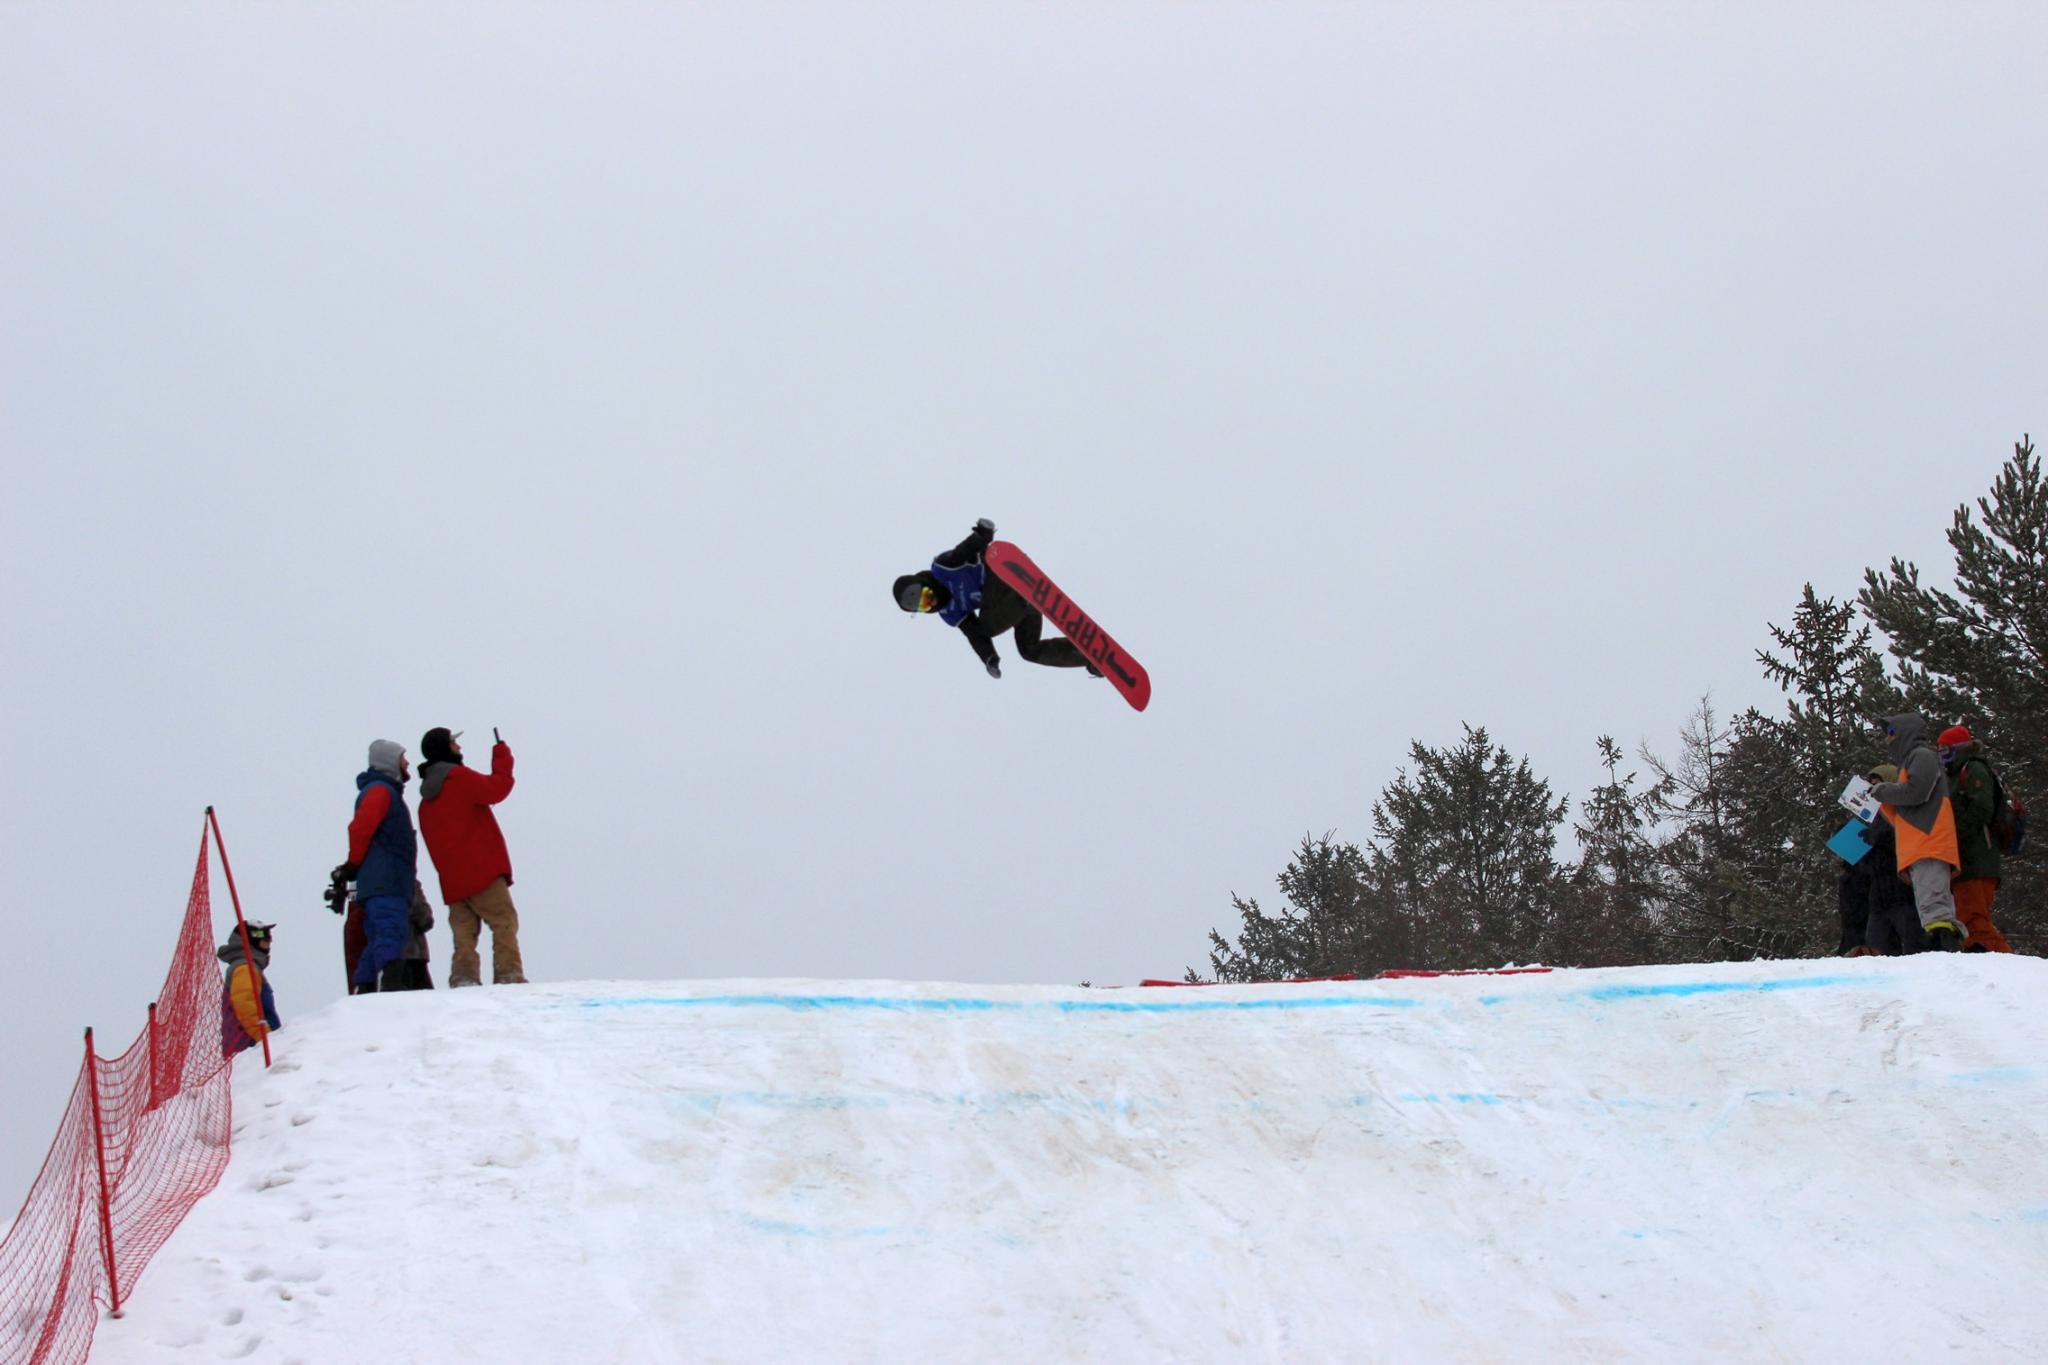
left=3, top=3, right=2042, bottom=1202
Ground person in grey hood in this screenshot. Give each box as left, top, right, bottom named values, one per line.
left=1865, top=714, right=1966, bottom=950
left=335, top=739, right=420, bottom=991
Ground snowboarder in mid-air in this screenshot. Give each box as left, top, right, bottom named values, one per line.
left=893, top=519, right=1098, bottom=680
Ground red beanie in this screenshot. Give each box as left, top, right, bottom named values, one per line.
left=1938, top=724, right=1973, bottom=747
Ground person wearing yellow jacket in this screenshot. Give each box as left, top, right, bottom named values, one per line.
left=1867, top=715, right=1967, bottom=951
left=219, top=921, right=282, bottom=1057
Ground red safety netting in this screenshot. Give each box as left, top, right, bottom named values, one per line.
left=0, top=827, right=242, bottom=1365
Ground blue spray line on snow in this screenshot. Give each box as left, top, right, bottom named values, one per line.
left=579, top=992, right=1426, bottom=1014
left=1948, top=1067, right=2037, bottom=1085
left=1477, top=974, right=1880, bottom=1007
left=579, top=973, right=1889, bottom=1016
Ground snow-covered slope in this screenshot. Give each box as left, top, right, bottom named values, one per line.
left=93, top=958, right=2048, bottom=1363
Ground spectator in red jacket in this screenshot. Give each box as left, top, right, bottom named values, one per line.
left=417, top=726, right=525, bottom=986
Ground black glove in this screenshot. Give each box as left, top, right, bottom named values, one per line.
left=973, top=518, right=995, bottom=539
left=324, top=863, right=358, bottom=915
left=985, top=657, right=1002, bottom=679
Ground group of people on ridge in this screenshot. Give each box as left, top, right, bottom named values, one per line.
left=219, top=725, right=528, bottom=1057
left=1838, top=715, right=2018, bottom=956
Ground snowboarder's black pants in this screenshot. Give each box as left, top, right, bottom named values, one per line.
left=1009, top=611, right=1089, bottom=669
left=978, top=577, right=1089, bottom=669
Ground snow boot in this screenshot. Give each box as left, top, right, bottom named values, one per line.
left=1926, top=920, right=1965, bottom=952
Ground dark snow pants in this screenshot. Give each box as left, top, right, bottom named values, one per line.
left=352, top=894, right=411, bottom=989
left=1866, top=892, right=1929, bottom=955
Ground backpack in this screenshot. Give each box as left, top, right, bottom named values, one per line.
left=1989, top=770, right=2027, bottom=858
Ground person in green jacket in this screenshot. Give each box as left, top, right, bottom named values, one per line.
left=1938, top=725, right=2013, bottom=953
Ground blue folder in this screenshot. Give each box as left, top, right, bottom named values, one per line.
left=1828, top=818, right=1874, bottom=865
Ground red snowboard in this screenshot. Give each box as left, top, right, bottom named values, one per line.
left=985, top=541, right=1151, bottom=712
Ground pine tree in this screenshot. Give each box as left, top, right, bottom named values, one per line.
left=1741, top=585, right=1901, bottom=956
left=1640, top=696, right=1747, bottom=961
left=1756, top=584, right=1896, bottom=806
left=1861, top=433, right=2046, bottom=805
left=1365, top=725, right=1566, bottom=968
left=1559, top=736, right=1668, bottom=966
left=1861, top=433, right=2048, bottom=954
left=1201, top=834, right=1379, bottom=983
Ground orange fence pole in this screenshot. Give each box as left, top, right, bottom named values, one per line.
left=205, top=806, right=270, bottom=1068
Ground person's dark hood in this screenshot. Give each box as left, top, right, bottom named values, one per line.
left=1883, top=713, right=1931, bottom=765
left=420, top=758, right=464, bottom=801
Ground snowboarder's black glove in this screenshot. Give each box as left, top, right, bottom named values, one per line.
left=985, top=657, right=1002, bottom=679
left=973, top=518, right=995, bottom=540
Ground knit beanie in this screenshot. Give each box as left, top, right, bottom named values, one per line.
left=367, top=739, right=406, bottom=779
left=1937, top=725, right=1973, bottom=748
left=421, top=727, right=463, bottom=764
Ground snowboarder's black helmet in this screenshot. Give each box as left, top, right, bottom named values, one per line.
left=893, top=575, right=927, bottom=613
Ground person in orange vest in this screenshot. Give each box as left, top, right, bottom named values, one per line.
left=1867, top=714, right=1967, bottom=951
left=218, top=921, right=281, bottom=1057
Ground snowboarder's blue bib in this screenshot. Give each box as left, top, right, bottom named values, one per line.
left=930, top=559, right=983, bottom=628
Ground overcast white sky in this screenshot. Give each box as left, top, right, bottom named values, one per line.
left=3, top=2, right=2043, bottom=1202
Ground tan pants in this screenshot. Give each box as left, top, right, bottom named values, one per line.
left=449, top=877, right=524, bottom=985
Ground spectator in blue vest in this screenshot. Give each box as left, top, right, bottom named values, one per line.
left=892, top=519, right=1098, bottom=679
left=331, top=739, right=420, bottom=994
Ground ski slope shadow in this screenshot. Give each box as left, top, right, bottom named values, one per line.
left=86, top=957, right=2048, bottom=1364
